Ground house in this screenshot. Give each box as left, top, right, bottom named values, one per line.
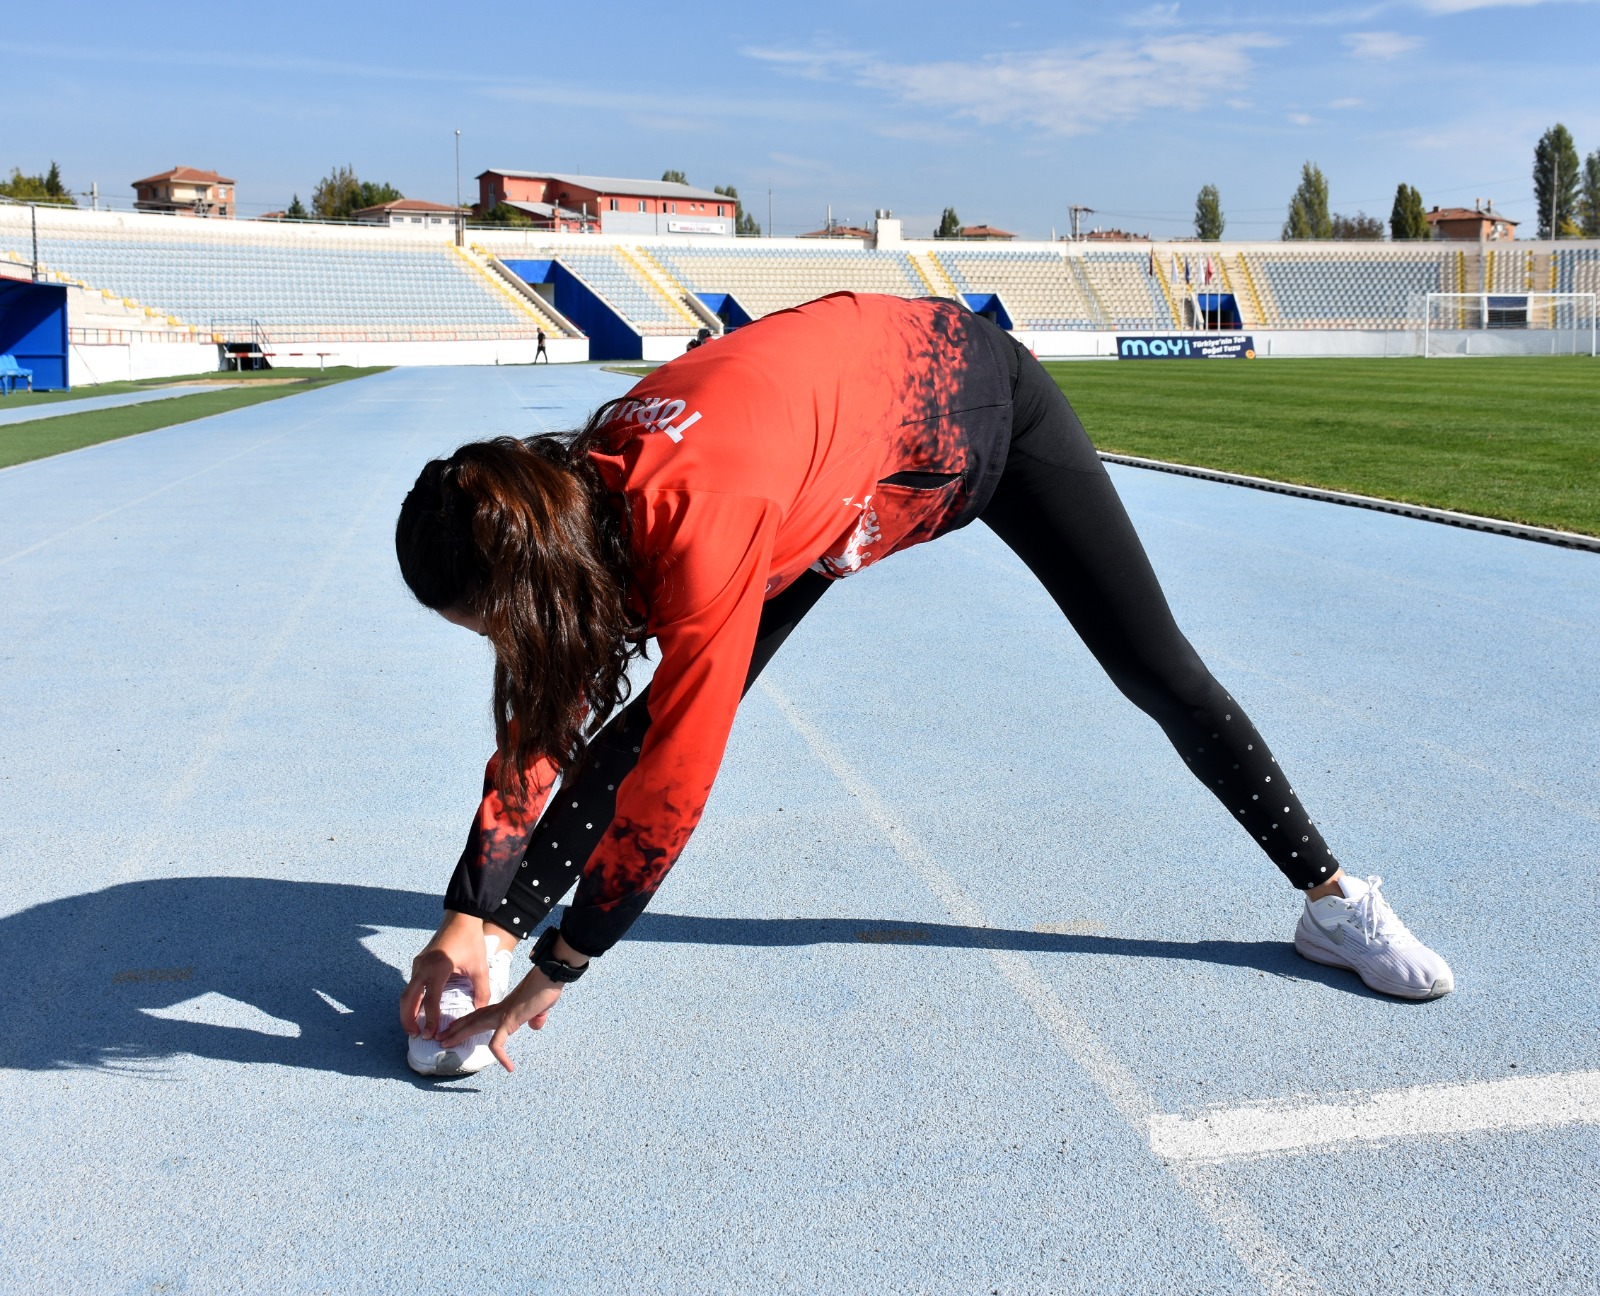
left=352, top=199, right=467, bottom=229
left=1426, top=202, right=1518, bottom=241
left=952, top=224, right=1014, bottom=242
left=476, top=170, right=735, bottom=236
left=132, top=167, right=236, bottom=218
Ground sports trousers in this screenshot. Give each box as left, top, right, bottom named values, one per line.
left=469, top=331, right=1339, bottom=942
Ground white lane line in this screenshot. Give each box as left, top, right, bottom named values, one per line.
left=761, top=680, right=1321, bottom=1296
left=1150, top=1069, right=1600, bottom=1165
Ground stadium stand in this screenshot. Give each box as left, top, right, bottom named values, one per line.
left=0, top=206, right=567, bottom=343
left=1082, top=252, right=1172, bottom=329
left=6, top=199, right=1598, bottom=375
left=649, top=245, right=925, bottom=321
left=1238, top=249, right=1454, bottom=330
left=933, top=250, right=1097, bottom=329
left=512, top=244, right=703, bottom=335
left=1557, top=247, right=1600, bottom=295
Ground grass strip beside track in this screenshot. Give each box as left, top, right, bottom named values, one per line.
left=1048, top=356, right=1600, bottom=537
left=0, top=368, right=389, bottom=469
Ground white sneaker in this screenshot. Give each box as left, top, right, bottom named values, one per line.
left=406, top=936, right=514, bottom=1076
left=1294, top=874, right=1454, bottom=1000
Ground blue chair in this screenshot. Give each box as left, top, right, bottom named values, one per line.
left=0, top=354, right=34, bottom=395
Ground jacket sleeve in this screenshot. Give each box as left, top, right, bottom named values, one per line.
left=558, top=489, right=780, bottom=956
left=442, top=746, right=560, bottom=920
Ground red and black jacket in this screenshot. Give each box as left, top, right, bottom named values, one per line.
left=449, top=293, right=1014, bottom=953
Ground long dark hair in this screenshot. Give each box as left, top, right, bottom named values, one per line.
left=395, top=400, right=645, bottom=803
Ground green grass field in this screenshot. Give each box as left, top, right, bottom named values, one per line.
left=0, top=369, right=388, bottom=470
left=1046, top=356, right=1600, bottom=537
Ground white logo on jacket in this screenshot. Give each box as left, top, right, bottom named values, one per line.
left=614, top=396, right=702, bottom=443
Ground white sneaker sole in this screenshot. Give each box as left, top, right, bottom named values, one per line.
left=407, top=1032, right=495, bottom=1077
left=1294, top=922, right=1454, bottom=1001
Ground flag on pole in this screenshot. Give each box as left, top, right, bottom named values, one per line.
left=1184, top=257, right=1192, bottom=285
left=1204, top=256, right=1214, bottom=285
left=1147, top=249, right=1155, bottom=276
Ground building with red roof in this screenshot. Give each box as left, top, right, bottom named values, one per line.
left=132, top=167, right=236, bottom=218
left=353, top=198, right=467, bottom=229
left=1426, top=202, right=1518, bottom=241
left=476, top=170, right=735, bottom=237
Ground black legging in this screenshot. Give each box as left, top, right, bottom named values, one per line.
left=482, top=342, right=1336, bottom=936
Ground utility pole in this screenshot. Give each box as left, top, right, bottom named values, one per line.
left=1068, top=204, right=1094, bottom=241
left=767, top=184, right=772, bottom=239
left=91, top=181, right=99, bottom=211
left=455, top=129, right=464, bottom=247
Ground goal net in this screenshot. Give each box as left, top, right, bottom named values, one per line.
left=1424, top=292, right=1597, bottom=357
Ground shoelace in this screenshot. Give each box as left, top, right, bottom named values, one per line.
left=1347, top=875, right=1416, bottom=946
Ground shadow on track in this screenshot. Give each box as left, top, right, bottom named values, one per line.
left=0, top=879, right=1365, bottom=1078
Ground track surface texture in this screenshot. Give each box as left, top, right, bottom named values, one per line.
left=2, top=365, right=1597, bottom=1295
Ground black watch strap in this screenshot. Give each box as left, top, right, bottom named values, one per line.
left=531, top=927, right=588, bottom=983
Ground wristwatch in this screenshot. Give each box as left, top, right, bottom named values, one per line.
left=530, top=927, right=589, bottom=983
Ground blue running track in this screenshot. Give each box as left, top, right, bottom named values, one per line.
left=2, top=365, right=1597, bottom=1295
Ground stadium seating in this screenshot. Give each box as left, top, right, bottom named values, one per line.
left=0, top=216, right=560, bottom=341
left=650, top=245, right=925, bottom=321
left=934, top=250, right=1097, bottom=329
left=1081, top=252, right=1172, bottom=329
left=1557, top=247, right=1600, bottom=295
left=1241, top=250, right=1453, bottom=329
left=518, top=245, right=702, bottom=335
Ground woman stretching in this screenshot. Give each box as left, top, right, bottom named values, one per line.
left=395, top=292, right=1452, bottom=1078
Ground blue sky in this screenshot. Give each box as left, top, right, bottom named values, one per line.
left=7, top=0, right=1597, bottom=238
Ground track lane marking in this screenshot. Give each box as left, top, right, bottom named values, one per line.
left=762, top=679, right=1322, bottom=1296
left=1150, top=1068, right=1600, bottom=1164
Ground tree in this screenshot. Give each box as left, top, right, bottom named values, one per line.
left=1533, top=124, right=1580, bottom=239
left=1389, top=183, right=1428, bottom=241
left=1331, top=212, right=1384, bottom=240
left=356, top=180, right=402, bottom=210
left=286, top=194, right=308, bottom=220
left=0, top=161, right=76, bottom=205
left=1281, top=162, right=1331, bottom=240
left=1193, top=184, right=1224, bottom=240
left=480, top=201, right=533, bottom=226
left=311, top=165, right=403, bottom=220
left=714, top=184, right=761, bottom=237
left=935, top=207, right=963, bottom=239
left=661, top=169, right=688, bottom=185
left=1579, top=149, right=1600, bottom=238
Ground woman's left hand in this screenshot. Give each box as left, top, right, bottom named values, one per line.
left=438, top=967, right=563, bottom=1073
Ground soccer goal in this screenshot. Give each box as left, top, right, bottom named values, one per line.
left=1423, top=292, right=1597, bottom=357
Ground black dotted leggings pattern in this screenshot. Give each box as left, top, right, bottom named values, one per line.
left=980, top=335, right=1338, bottom=889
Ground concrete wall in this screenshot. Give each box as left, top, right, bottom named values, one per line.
left=70, top=341, right=221, bottom=386
left=260, top=337, right=588, bottom=369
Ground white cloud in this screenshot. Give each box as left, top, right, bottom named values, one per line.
left=1417, top=0, right=1580, bottom=11
left=1288, top=112, right=1316, bottom=125
left=1126, top=3, right=1183, bottom=27
left=1331, top=97, right=1366, bottom=108
left=1345, top=31, right=1424, bottom=59
left=745, top=34, right=1281, bottom=137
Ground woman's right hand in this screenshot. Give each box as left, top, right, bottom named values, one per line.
left=399, top=911, right=492, bottom=1040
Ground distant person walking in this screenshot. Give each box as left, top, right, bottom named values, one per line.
left=393, top=292, right=1453, bottom=1079
left=534, top=328, right=549, bottom=363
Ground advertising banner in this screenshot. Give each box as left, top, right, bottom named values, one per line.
left=1116, top=334, right=1256, bottom=360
